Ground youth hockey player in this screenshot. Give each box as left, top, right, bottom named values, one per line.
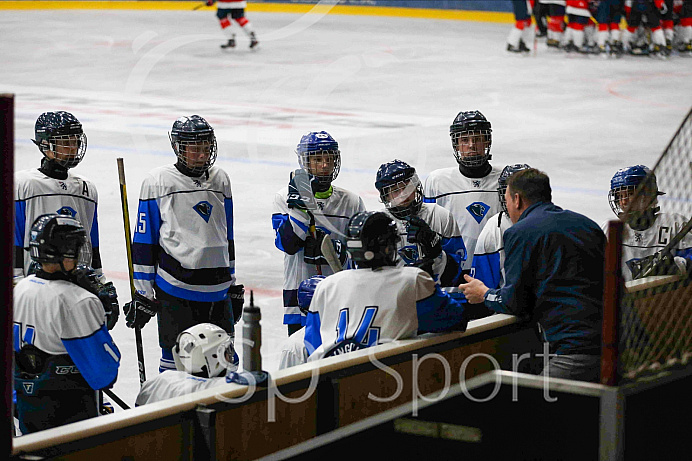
left=472, top=164, right=531, bottom=291
left=206, top=0, right=258, bottom=49
left=14, top=112, right=116, bottom=304
left=124, top=115, right=245, bottom=373
left=272, top=131, right=366, bottom=335
left=424, top=111, right=502, bottom=272
left=278, top=275, right=325, bottom=369
left=507, top=0, right=534, bottom=53
left=136, top=323, right=238, bottom=405
left=13, top=214, right=120, bottom=434
left=605, top=165, right=691, bottom=281
left=304, top=211, right=469, bottom=361
left=375, top=159, right=465, bottom=290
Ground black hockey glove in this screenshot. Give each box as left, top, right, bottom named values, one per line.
left=286, top=173, right=315, bottom=210
left=69, top=265, right=120, bottom=330
left=405, top=216, right=442, bottom=260
left=228, top=284, right=245, bottom=325
left=304, top=229, right=327, bottom=265
left=123, top=293, right=160, bottom=330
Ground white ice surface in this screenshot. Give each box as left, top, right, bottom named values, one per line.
left=2, top=9, right=691, bottom=411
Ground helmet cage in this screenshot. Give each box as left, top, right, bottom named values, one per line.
left=498, top=164, right=531, bottom=216
left=297, top=149, right=341, bottom=186
left=608, top=166, right=662, bottom=218
left=28, top=214, right=91, bottom=266
left=34, top=111, right=87, bottom=169
left=451, top=130, right=492, bottom=167
left=169, top=116, right=218, bottom=176
left=173, top=324, right=235, bottom=378
left=346, top=211, right=399, bottom=268
left=379, top=174, right=424, bottom=219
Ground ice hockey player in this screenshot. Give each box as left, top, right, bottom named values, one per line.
left=507, top=0, right=534, bottom=53
left=304, top=211, right=469, bottom=361
left=136, top=323, right=238, bottom=405
left=605, top=165, right=691, bottom=281
left=278, top=275, right=325, bottom=369
left=622, top=0, right=668, bottom=56
left=206, top=0, right=258, bottom=49
left=14, top=111, right=117, bottom=309
left=272, top=131, right=366, bottom=336
left=375, top=159, right=466, bottom=291
left=124, top=115, right=245, bottom=373
left=592, top=0, right=626, bottom=55
left=424, top=111, right=502, bottom=272
left=13, top=214, right=121, bottom=434
left=473, top=164, right=531, bottom=291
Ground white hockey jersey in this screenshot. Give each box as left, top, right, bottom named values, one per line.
left=136, top=371, right=227, bottom=405
left=304, top=266, right=467, bottom=361
left=278, top=327, right=309, bottom=370
left=14, top=168, right=100, bottom=276
left=272, top=185, right=366, bottom=325
left=602, top=212, right=692, bottom=282
left=473, top=212, right=513, bottom=289
left=13, top=275, right=120, bottom=391
left=423, top=165, right=502, bottom=270
left=132, top=165, right=236, bottom=302
left=383, top=202, right=466, bottom=286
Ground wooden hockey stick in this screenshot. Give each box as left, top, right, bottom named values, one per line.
left=193, top=3, right=207, bottom=10
left=320, top=234, right=343, bottom=273
left=117, top=158, right=147, bottom=386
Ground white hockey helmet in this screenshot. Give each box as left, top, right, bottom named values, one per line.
left=173, top=323, right=236, bottom=378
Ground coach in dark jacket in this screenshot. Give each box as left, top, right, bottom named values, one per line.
left=460, top=168, right=605, bottom=382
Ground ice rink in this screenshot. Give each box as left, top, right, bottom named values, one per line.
left=3, top=6, right=692, bottom=411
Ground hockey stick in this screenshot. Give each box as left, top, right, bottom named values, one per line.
left=634, top=216, right=692, bottom=279
left=117, top=158, right=147, bottom=386
left=103, top=388, right=131, bottom=410
left=292, top=168, right=322, bottom=275
left=320, top=233, right=343, bottom=273
left=193, top=3, right=206, bottom=10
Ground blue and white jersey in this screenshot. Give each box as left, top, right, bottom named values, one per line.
left=383, top=202, right=466, bottom=287
left=423, top=166, right=502, bottom=271
left=304, top=266, right=467, bottom=361
left=473, top=212, right=512, bottom=290
left=601, top=212, right=692, bottom=282
left=13, top=275, right=120, bottom=391
left=135, top=370, right=227, bottom=405
left=272, top=185, right=366, bottom=325
left=133, top=165, right=236, bottom=302
left=14, top=168, right=100, bottom=277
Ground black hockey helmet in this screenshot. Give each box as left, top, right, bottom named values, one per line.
left=28, top=213, right=90, bottom=267
left=449, top=110, right=492, bottom=167
left=169, top=115, right=218, bottom=176
left=375, top=159, right=424, bottom=219
left=498, top=164, right=531, bottom=215
left=32, top=111, right=87, bottom=168
left=346, top=211, right=399, bottom=268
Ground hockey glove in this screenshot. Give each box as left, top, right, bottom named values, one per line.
left=405, top=216, right=442, bottom=260
left=228, top=284, right=245, bottom=325
left=206, top=0, right=216, bottom=6
left=304, top=229, right=327, bottom=265
left=123, top=293, right=160, bottom=330
left=100, top=282, right=120, bottom=330
left=287, top=171, right=316, bottom=211
left=69, top=265, right=120, bottom=330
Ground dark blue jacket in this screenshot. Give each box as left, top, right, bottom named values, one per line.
left=484, top=202, right=605, bottom=355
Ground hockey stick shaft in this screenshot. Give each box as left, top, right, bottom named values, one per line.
left=117, top=158, right=147, bottom=386
left=103, top=388, right=131, bottom=410
left=320, top=233, right=343, bottom=273
left=193, top=3, right=206, bottom=10
left=292, top=169, right=322, bottom=275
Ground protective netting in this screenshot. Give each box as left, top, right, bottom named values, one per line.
left=618, top=108, right=692, bottom=382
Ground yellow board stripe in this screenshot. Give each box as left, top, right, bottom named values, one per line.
left=0, top=1, right=514, bottom=23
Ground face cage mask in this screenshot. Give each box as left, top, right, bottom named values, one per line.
left=608, top=185, right=657, bottom=218
left=43, top=133, right=87, bottom=169
left=451, top=130, right=491, bottom=168
left=174, top=138, right=218, bottom=176
left=30, top=238, right=91, bottom=271
left=298, top=150, right=341, bottom=186
left=379, top=176, right=423, bottom=220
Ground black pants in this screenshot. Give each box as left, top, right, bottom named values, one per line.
left=156, top=294, right=234, bottom=349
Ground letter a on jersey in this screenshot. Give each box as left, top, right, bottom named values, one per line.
left=193, top=201, right=213, bottom=223
left=466, top=202, right=490, bottom=224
